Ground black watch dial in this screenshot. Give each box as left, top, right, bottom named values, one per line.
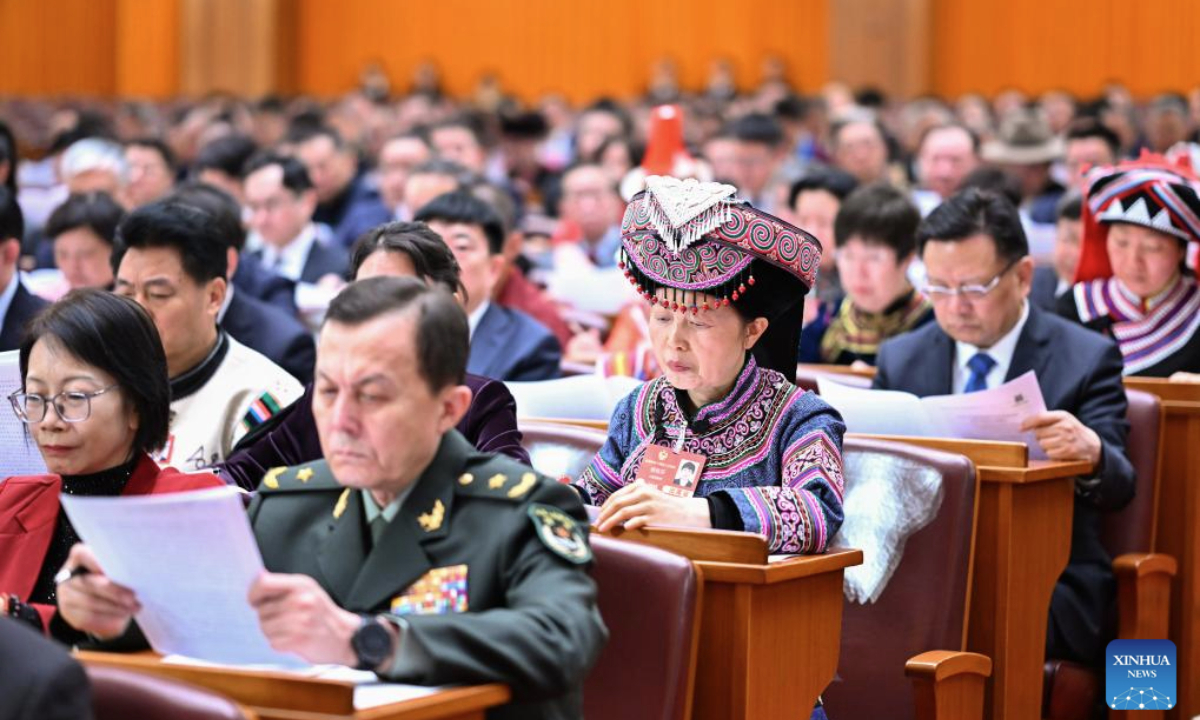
left=352, top=616, right=393, bottom=670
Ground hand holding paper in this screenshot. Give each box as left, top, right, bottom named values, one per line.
left=56, top=544, right=141, bottom=640
left=1020, top=410, right=1103, bottom=465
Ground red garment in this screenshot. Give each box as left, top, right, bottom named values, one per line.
left=0, top=452, right=223, bottom=630
left=495, top=268, right=573, bottom=347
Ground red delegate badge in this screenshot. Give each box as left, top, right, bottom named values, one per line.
left=633, top=445, right=706, bottom=498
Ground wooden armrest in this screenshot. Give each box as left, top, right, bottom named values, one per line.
left=1114, top=552, right=1177, bottom=578
left=1114, top=552, right=1176, bottom=640
left=907, top=651, right=991, bottom=720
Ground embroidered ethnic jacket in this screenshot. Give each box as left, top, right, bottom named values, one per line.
left=575, top=356, right=846, bottom=553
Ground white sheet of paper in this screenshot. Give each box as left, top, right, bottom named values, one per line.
left=61, top=486, right=306, bottom=667
left=0, top=350, right=48, bottom=478
left=817, top=371, right=1049, bottom=459
left=162, top=655, right=445, bottom=709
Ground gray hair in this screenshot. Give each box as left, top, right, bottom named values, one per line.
left=60, top=138, right=129, bottom=184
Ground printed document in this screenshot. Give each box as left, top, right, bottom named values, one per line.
left=817, top=371, right=1049, bottom=459
left=61, top=486, right=305, bottom=667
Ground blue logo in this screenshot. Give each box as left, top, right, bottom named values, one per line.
left=1106, top=639, right=1177, bottom=711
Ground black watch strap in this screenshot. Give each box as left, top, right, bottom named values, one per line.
left=5, top=594, right=45, bottom=633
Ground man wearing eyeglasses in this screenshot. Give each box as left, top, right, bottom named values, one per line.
left=873, top=187, right=1135, bottom=673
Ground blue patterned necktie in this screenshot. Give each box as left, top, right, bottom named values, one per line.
left=964, top=352, right=996, bottom=393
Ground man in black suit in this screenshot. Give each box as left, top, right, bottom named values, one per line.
left=874, top=188, right=1135, bottom=668
left=244, top=153, right=349, bottom=285
left=0, top=188, right=48, bottom=351
left=173, top=183, right=315, bottom=384
left=290, top=125, right=391, bottom=249
left=415, top=192, right=561, bottom=382
left=0, top=617, right=93, bottom=720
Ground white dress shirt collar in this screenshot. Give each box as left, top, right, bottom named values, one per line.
left=952, top=300, right=1030, bottom=394
left=258, top=223, right=317, bottom=282
left=467, top=300, right=490, bottom=341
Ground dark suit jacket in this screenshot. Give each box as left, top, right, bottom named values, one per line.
left=221, top=290, right=316, bottom=384
left=1030, top=265, right=1064, bottom=312
left=873, top=305, right=1135, bottom=664
left=317, top=173, right=393, bottom=249
left=0, top=283, right=48, bottom=352
left=220, top=374, right=530, bottom=490
left=0, top=618, right=93, bottom=720
left=232, top=252, right=297, bottom=314
left=300, top=239, right=349, bottom=284
left=469, top=304, right=562, bottom=382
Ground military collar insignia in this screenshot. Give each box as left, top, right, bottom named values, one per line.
left=528, top=503, right=592, bottom=564
left=332, top=488, right=350, bottom=519
left=418, top=499, right=445, bottom=532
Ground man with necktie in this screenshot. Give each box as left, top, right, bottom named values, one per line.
left=873, top=187, right=1135, bottom=670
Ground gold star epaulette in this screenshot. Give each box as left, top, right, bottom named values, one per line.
left=258, top=460, right=341, bottom=493
left=454, top=458, right=545, bottom=502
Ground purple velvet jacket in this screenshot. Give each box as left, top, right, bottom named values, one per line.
left=220, top=374, right=529, bottom=490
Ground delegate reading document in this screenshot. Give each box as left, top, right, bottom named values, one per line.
left=817, top=370, right=1050, bottom=460
left=61, top=486, right=305, bottom=667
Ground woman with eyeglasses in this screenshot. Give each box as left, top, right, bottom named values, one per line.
left=0, top=289, right=223, bottom=641
left=800, top=183, right=933, bottom=365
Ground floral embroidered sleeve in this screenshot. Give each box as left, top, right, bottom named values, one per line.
left=713, top=404, right=846, bottom=554
left=572, top=390, right=639, bottom=505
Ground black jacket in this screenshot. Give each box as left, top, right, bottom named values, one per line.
left=874, top=305, right=1136, bottom=664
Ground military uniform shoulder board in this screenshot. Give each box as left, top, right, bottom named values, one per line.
left=259, top=460, right=340, bottom=492
left=527, top=503, right=592, bottom=564
left=456, top=459, right=544, bottom=502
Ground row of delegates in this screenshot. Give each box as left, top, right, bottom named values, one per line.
left=574, top=177, right=847, bottom=556
left=222, top=217, right=529, bottom=490
left=51, top=277, right=607, bottom=720
left=112, top=198, right=304, bottom=470
left=1057, top=154, right=1200, bottom=377
left=0, top=290, right=224, bottom=637
left=873, top=188, right=1136, bottom=669
left=799, top=182, right=934, bottom=365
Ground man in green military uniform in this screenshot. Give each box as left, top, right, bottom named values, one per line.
left=59, top=277, right=605, bottom=720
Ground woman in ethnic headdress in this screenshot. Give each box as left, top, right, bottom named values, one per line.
left=1057, top=154, right=1200, bottom=377
left=573, top=176, right=846, bottom=556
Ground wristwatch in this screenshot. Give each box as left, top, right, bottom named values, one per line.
left=351, top=614, right=394, bottom=671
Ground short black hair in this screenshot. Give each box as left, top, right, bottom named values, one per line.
left=349, top=221, right=465, bottom=297
left=285, top=123, right=346, bottom=151
left=414, top=191, right=506, bottom=255
left=834, top=183, right=921, bottom=256
left=0, top=186, right=24, bottom=242
left=168, top=182, right=247, bottom=252
left=324, top=276, right=469, bottom=392
left=243, top=152, right=315, bottom=195
left=1064, top=118, right=1121, bottom=159
left=1057, top=190, right=1083, bottom=222
left=916, top=188, right=1029, bottom=262
left=430, top=117, right=484, bottom=147
left=960, top=166, right=1022, bottom=207
left=830, top=116, right=887, bottom=148
left=788, top=168, right=859, bottom=208
left=45, top=192, right=125, bottom=245
left=0, top=119, right=17, bottom=194
left=20, top=289, right=170, bottom=454
left=112, top=199, right=228, bottom=282
left=194, top=134, right=258, bottom=179
left=409, top=158, right=474, bottom=184
left=581, top=99, right=633, bottom=137
left=126, top=137, right=177, bottom=172
left=727, top=113, right=784, bottom=148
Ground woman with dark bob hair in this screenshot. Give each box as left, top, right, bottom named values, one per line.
left=0, top=289, right=223, bottom=641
